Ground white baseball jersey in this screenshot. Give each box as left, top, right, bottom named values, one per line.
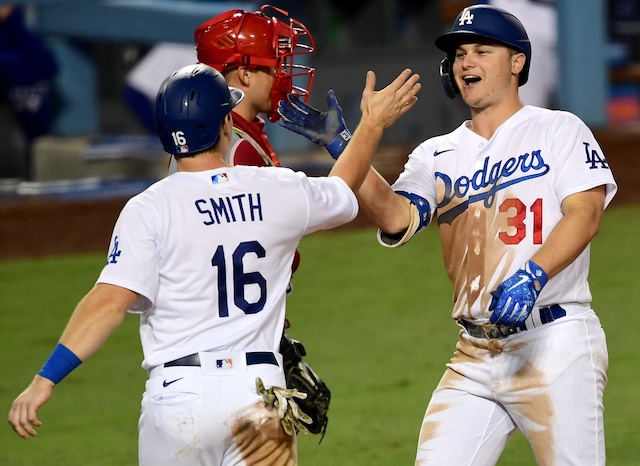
left=388, top=106, right=617, bottom=322
left=97, top=166, right=357, bottom=370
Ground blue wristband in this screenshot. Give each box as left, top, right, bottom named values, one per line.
left=38, top=343, right=82, bottom=384
left=395, top=191, right=432, bottom=231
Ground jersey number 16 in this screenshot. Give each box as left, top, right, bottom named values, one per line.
left=211, top=241, right=267, bottom=317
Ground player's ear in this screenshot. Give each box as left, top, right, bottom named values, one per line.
left=222, top=113, right=232, bottom=134
left=511, top=52, right=526, bottom=79
left=236, top=66, right=252, bottom=87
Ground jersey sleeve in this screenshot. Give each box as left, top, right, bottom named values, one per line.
left=96, top=194, right=159, bottom=312
left=550, top=112, right=617, bottom=208
left=298, top=174, right=359, bottom=234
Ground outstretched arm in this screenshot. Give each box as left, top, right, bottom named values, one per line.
left=8, top=283, right=136, bottom=439
left=279, top=76, right=416, bottom=236
left=327, top=69, right=420, bottom=193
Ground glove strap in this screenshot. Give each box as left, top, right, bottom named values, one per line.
left=326, top=128, right=352, bottom=159
left=524, top=260, right=548, bottom=289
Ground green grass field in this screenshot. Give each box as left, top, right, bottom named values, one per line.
left=1, top=204, right=639, bottom=465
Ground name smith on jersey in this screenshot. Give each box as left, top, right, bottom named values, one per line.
left=195, top=193, right=264, bottom=225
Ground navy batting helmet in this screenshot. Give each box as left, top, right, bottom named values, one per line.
left=435, top=5, right=531, bottom=98
left=154, top=64, right=243, bottom=156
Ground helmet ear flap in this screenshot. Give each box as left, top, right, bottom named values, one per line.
left=439, top=57, right=459, bottom=99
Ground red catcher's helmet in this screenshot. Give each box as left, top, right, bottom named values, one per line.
left=195, top=4, right=315, bottom=122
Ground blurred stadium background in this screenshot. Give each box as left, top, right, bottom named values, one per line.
left=0, top=0, right=639, bottom=260
left=1, top=2, right=639, bottom=464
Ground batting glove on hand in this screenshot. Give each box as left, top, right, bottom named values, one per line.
left=278, top=90, right=352, bottom=159
left=255, top=377, right=312, bottom=436
left=489, top=260, right=548, bottom=326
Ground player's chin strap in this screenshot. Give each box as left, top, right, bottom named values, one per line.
left=378, top=191, right=432, bottom=248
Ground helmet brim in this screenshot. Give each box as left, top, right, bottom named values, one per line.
left=435, top=31, right=517, bottom=55
left=227, top=87, right=244, bottom=110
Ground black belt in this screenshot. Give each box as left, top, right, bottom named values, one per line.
left=458, top=304, right=566, bottom=340
left=164, top=351, right=278, bottom=368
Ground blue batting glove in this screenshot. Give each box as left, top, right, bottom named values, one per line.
left=489, top=260, right=548, bottom=326
left=278, top=90, right=352, bottom=159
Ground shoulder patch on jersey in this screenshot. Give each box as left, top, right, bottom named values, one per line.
left=107, top=236, right=122, bottom=264
left=583, top=142, right=610, bottom=170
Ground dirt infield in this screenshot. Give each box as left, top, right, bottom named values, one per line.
left=1, top=131, right=638, bottom=262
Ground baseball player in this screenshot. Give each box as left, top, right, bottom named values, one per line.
left=189, top=4, right=349, bottom=425
left=278, top=4, right=617, bottom=465
left=7, top=63, right=420, bottom=465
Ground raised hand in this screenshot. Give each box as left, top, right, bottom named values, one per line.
left=278, top=90, right=352, bottom=159
left=326, top=69, right=420, bottom=192
left=359, top=68, right=421, bottom=130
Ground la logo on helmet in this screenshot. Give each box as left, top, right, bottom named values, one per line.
left=459, top=8, right=474, bottom=25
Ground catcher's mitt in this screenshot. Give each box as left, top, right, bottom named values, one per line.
left=279, top=332, right=331, bottom=441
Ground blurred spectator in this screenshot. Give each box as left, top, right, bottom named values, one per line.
left=490, top=0, right=557, bottom=108
left=123, top=42, right=196, bottom=134
left=0, top=4, right=58, bottom=179
left=0, top=5, right=58, bottom=141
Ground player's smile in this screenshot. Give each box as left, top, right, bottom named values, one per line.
left=462, top=74, right=482, bottom=89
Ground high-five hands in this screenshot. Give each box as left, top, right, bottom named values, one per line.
left=278, top=90, right=351, bottom=159
left=278, top=69, right=420, bottom=158
left=359, top=69, right=421, bottom=129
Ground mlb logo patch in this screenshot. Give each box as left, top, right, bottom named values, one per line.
left=211, top=173, right=229, bottom=184
left=216, top=358, right=233, bottom=369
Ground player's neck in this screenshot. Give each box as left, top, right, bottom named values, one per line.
left=233, top=100, right=260, bottom=123
left=176, top=150, right=232, bottom=172
left=469, top=98, right=524, bottom=140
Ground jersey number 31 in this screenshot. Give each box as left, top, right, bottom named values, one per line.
left=499, top=198, right=543, bottom=245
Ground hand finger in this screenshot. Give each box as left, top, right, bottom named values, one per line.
left=280, top=416, right=295, bottom=436
left=396, top=72, right=421, bottom=98
left=504, top=300, right=520, bottom=325
left=286, top=93, right=310, bottom=114
left=499, top=297, right=516, bottom=325
left=277, top=101, right=303, bottom=121
left=514, top=304, right=529, bottom=325
left=378, top=68, right=411, bottom=94
left=255, top=377, right=265, bottom=392
left=395, top=75, right=421, bottom=113
left=363, top=70, right=377, bottom=100
left=9, top=403, right=39, bottom=439
left=489, top=295, right=510, bottom=324
left=288, top=413, right=310, bottom=434
left=289, top=399, right=312, bottom=423
left=274, top=392, right=289, bottom=419
left=488, top=296, right=498, bottom=312
left=326, top=89, right=339, bottom=109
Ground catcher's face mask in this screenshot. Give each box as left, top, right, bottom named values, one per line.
left=194, top=4, right=316, bottom=122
